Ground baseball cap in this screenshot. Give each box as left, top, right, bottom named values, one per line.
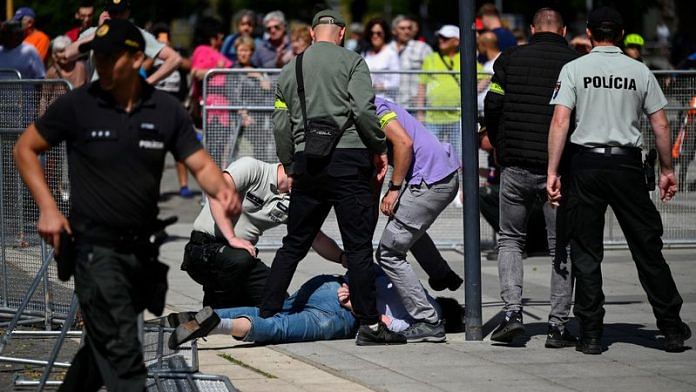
left=105, top=0, right=130, bottom=14
left=475, top=18, right=484, bottom=32
left=78, top=19, right=144, bottom=54
left=312, top=9, right=346, bottom=29
left=587, top=6, right=623, bottom=30
left=624, top=33, right=644, bottom=47
left=12, top=7, right=36, bottom=22
left=435, top=25, right=460, bottom=39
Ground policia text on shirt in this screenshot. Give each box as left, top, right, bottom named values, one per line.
left=581, top=76, right=636, bottom=90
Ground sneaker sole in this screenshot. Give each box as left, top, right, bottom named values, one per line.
left=545, top=338, right=578, bottom=349
left=168, top=307, right=219, bottom=350
left=406, top=335, right=446, bottom=343
left=167, top=312, right=195, bottom=328
left=491, top=324, right=525, bottom=343
left=664, top=323, right=691, bottom=353
left=355, top=338, right=407, bottom=346
left=576, top=344, right=602, bottom=355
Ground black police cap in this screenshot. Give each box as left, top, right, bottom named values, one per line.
left=105, top=0, right=130, bottom=14
left=79, top=19, right=144, bottom=54
left=587, top=6, right=623, bottom=30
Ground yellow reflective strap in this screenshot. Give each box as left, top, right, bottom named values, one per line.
left=274, top=99, right=288, bottom=110
left=489, top=82, right=505, bottom=95
left=379, top=111, right=398, bottom=129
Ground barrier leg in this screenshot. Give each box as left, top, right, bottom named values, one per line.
left=0, top=248, right=54, bottom=353
left=38, top=294, right=79, bottom=390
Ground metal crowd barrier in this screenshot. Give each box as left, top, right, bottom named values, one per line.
left=201, top=68, right=696, bottom=248
left=603, top=70, right=696, bottom=245
left=0, top=79, right=74, bottom=323
left=0, top=79, right=77, bottom=389
left=0, top=68, right=21, bottom=80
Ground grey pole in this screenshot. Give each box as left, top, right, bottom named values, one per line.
left=459, top=0, right=483, bottom=340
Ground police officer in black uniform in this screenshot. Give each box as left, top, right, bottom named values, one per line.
left=547, top=7, right=690, bottom=354
left=14, top=19, right=239, bottom=390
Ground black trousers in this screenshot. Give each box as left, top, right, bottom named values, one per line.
left=182, top=231, right=272, bottom=308
left=60, top=244, right=148, bottom=392
left=565, top=149, right=683, bottom=338
left=259, top=150, right=380, bottom=325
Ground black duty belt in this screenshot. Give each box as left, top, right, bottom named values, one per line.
left=585, top=146, right=641, bottom=157
left=189, top=230, right=220, bottom=245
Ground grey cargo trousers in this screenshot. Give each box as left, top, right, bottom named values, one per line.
left=377, top=171, right=458, bottom=323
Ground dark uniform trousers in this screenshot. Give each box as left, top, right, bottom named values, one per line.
left=60, top=243, right=149, bottom=392
left=260, top=149, right=380, bottom=325
left=182, top=231, right=272, bottom=309
left=565, top=148, right=684, bottom=337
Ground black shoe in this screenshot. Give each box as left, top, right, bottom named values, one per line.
left=576, top=337, right=603, bottom=355
left=429, top=271, right=464, bottom=292
left=355, top=322, right=407, bottom=346
left=402, top=320, right=446, bottom=343
left=545, top=325, right=578, bottom=348
left=166, top=311, right=196, bottom=328
left=168, top=306, right=220, bottom=350
left=664, top=322, right=691, bottom=353
left=491, top=311, right=525, bottom=343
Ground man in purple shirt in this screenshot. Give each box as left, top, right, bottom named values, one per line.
left=374, top=97, right=461, bottom=343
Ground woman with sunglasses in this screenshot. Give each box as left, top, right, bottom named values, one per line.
left=251, top=10, right=292, bottom=68
left=361, top=18, right=400, bottom=102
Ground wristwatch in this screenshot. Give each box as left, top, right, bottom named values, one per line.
left=388, top=181, right=402, bottom=191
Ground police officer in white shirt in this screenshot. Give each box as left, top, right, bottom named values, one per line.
left=546, top=6, right=690, bottom=355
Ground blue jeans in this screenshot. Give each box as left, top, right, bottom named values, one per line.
left=426, top=122, right=461, bottom=159
left=215, top=275, right=357, bottom=344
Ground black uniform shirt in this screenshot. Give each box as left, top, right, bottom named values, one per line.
left=35, top=80, right=202, bottom=231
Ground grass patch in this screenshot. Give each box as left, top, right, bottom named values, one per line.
left=219, top=353, right=277, bottom=379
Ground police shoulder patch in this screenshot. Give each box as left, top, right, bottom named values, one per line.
left=96, top=24, right=109, bottom=37
left=553, top=81, right=561, bottom=99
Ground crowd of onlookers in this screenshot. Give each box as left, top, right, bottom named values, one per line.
left=3, top=2, right=694, bottom=88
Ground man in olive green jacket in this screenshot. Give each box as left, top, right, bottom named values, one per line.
left=260, top=9, right=405, bottom=346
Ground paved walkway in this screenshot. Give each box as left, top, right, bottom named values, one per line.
left=158, top=160, right=695, bottom=392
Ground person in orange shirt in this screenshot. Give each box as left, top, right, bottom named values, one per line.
left=12, top=7, right=50, bottom=61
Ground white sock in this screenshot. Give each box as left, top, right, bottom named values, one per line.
left=368, top=323, right=380, bottom=332
left=211, top=318, right=233, bottom=335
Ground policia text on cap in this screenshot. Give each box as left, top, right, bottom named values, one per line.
left=546, top=7, right=690, bottom=354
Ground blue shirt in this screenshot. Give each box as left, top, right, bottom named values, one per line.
left=492, top=27, right=517, bottom=52
left=0, top=43, right=45, bottom=79
left=251, top=36, right=291, bottom=68
left=375, top=97, right=460, bottom=185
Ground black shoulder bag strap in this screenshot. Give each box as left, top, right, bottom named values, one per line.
left=295, top=52, right=309, bottom=131
left=438, top=52, right=460, bottom=87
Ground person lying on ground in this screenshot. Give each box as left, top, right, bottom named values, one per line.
left=167, top=266, right=460, bottom=348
